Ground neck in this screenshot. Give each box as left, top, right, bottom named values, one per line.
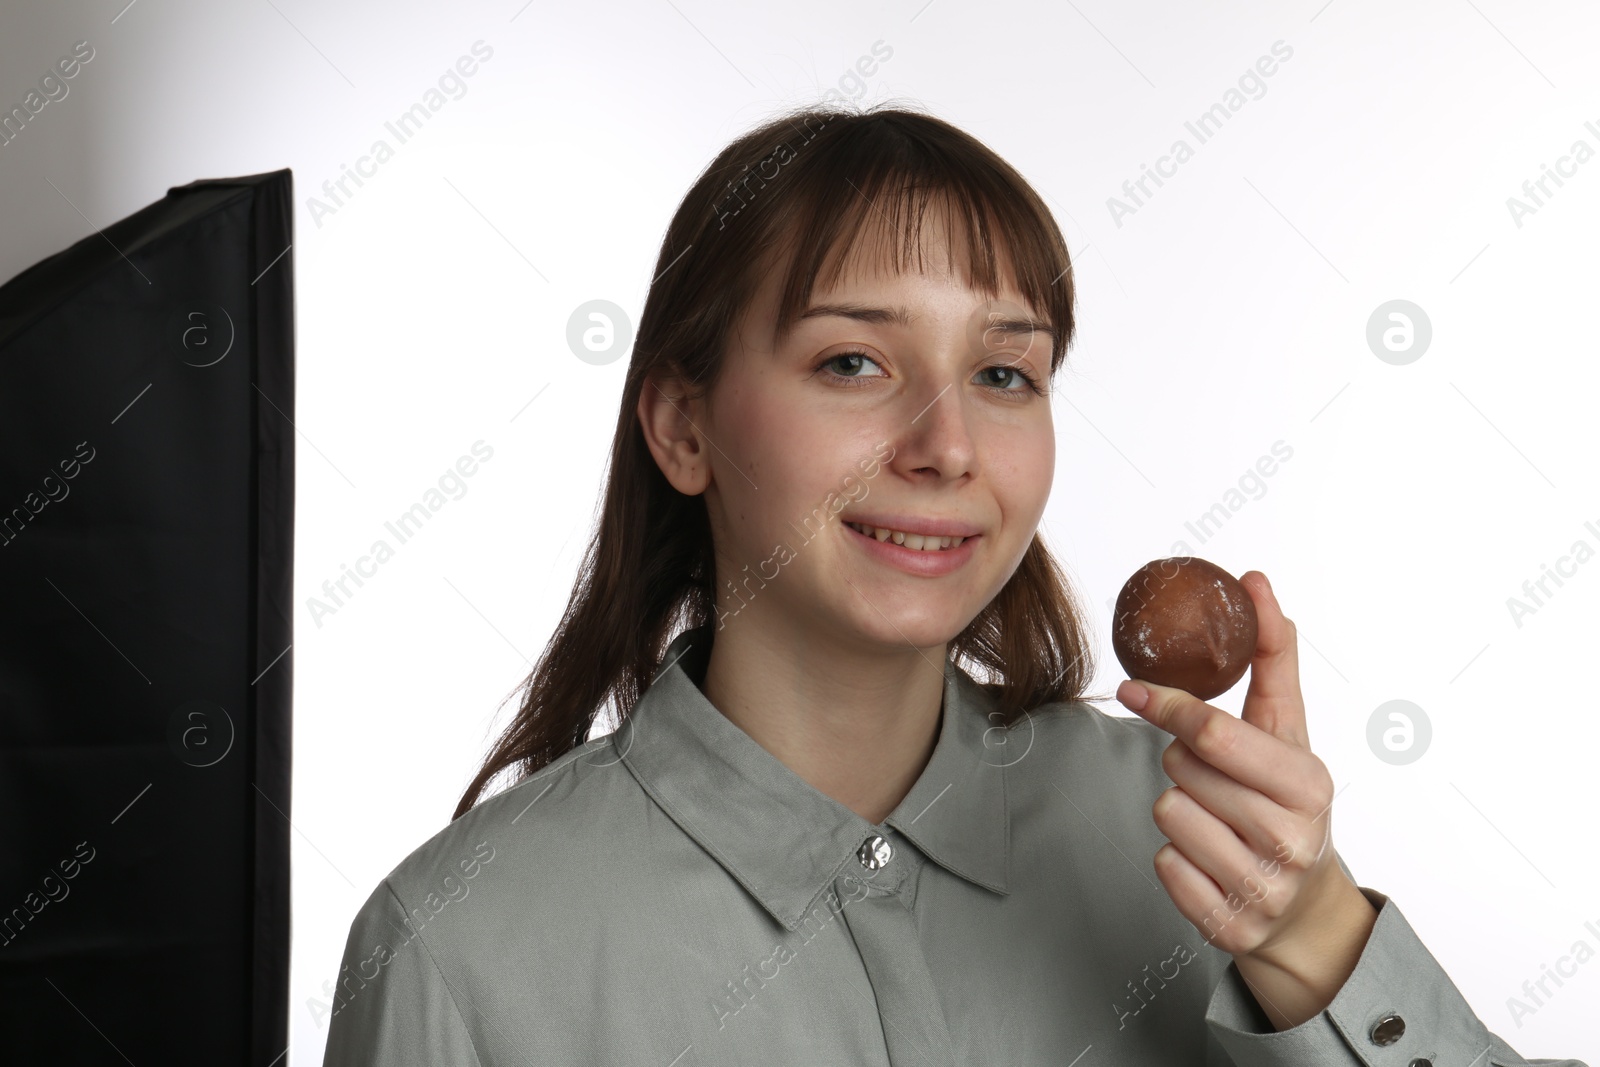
left=696, top=615, right=948, bottom=825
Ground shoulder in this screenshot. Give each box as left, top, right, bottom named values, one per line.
left=990, top=691, right=1175, bottom=803
left=958, top=665, right=1172, bottom=769
left=323, top=736, right=648, bottom=1054
left=1024, top=695, right=1169, bottom=751
left=372, top=733, right=640, bottom=914
left=990, top=696, right=1181, bottom=899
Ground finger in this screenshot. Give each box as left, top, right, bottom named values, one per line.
left=1238, top=571, right=1308, bottom=747
left=1160, top=739, right=1306, bottom=859
left=1153, top=786, right=1275, bottom=907
left=1150, top=842, right=1258, bottom=954
left=1119, top=679, right=1322, bottom=809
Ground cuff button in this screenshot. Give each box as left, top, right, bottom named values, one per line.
left=1370, top=1013, right=1406, bottom=1046
left=1408, top=1059, right=1433, bottom=1067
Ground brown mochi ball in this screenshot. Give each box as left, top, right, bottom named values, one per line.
left=1111, top=557, right=1259, bottom=701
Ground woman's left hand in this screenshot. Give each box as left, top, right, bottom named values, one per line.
left=1114, top=569, right=1378, bottom=1029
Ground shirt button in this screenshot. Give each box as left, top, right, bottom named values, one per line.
left=1408, top=1059, right=1433, bottom=1067
left=1370, top=1013, right=1406, bottom=1046
left=857, top=834, right=893, bottom=870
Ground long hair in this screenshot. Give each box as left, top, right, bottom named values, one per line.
left=454, top=102, right=1101, bottom=819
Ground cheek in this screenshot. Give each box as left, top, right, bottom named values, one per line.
left=714, top=387, right=803, bottom=494
left=990, top=419, right=1054, bottom=527
left=711, top=391, right=828, bottom=533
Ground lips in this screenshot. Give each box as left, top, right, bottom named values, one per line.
left=841, top=518, right=979, bottom=577
left=843, top=521, right=967, bottom=552
left=840, top=512, right=982, bottom=537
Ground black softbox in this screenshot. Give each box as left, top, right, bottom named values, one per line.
left=0, top=170, right=294, bottom=1063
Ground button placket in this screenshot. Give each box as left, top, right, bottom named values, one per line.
left=833, top=856, right=957, bottom=1067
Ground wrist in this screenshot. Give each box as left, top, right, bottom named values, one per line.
left=1232, top=875, right=1378, bottom=1029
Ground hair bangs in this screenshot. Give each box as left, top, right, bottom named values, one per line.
left=763, top=119, right=1075, bottom=372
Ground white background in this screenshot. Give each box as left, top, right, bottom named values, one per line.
left=2, top=0, right=1596, bottom=1062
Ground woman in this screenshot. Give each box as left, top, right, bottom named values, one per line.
left=321, top=104, right=1587, bottom=1066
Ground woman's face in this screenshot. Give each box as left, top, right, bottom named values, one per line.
left=689, top=220, right=1057, bottom=653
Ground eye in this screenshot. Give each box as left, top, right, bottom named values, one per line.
left=812, top=348, right=1047, bottom=397
left=816, top=349, right=887, bottom=385
left=975, top=363, right=1046, bottom=396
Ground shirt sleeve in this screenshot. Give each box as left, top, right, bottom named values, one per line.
left=320, top=877, right=485, bottom=1067
left=1202, top=855, right=1590, bottom=1067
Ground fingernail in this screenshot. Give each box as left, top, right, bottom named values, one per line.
left=1117, top=680, right=1149, bottom=711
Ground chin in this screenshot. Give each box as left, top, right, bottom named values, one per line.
left=839, top=605, right=967, bottom=653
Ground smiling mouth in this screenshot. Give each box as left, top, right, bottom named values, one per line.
left=844, top=521, right=970, bottom=552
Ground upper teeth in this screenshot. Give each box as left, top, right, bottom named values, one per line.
left=846, top=522, right=966, bottom=551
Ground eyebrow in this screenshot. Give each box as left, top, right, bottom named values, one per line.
left=796, top=302, right=1059, bottom=344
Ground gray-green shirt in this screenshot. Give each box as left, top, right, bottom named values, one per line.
left=321, top=624, right=1586, bottom=1066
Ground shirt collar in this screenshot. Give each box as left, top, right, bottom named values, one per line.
left=619, top=624, right=1010, bottom=932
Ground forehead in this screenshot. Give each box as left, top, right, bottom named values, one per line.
left=816, top=195, right=1024, bottom=298
left=757, top=202, right=1040, bottom=343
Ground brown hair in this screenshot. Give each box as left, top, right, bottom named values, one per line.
left=454, top=102, right=1101, bottom=819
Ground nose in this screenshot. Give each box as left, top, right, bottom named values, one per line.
left=897, top=376, right=978, bottom=483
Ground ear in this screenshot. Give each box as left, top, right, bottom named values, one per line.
left=636, top=372, right=711, bottom=496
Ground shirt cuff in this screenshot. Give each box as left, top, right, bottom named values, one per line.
left=1204, top=886, right=1589, bottom=1067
